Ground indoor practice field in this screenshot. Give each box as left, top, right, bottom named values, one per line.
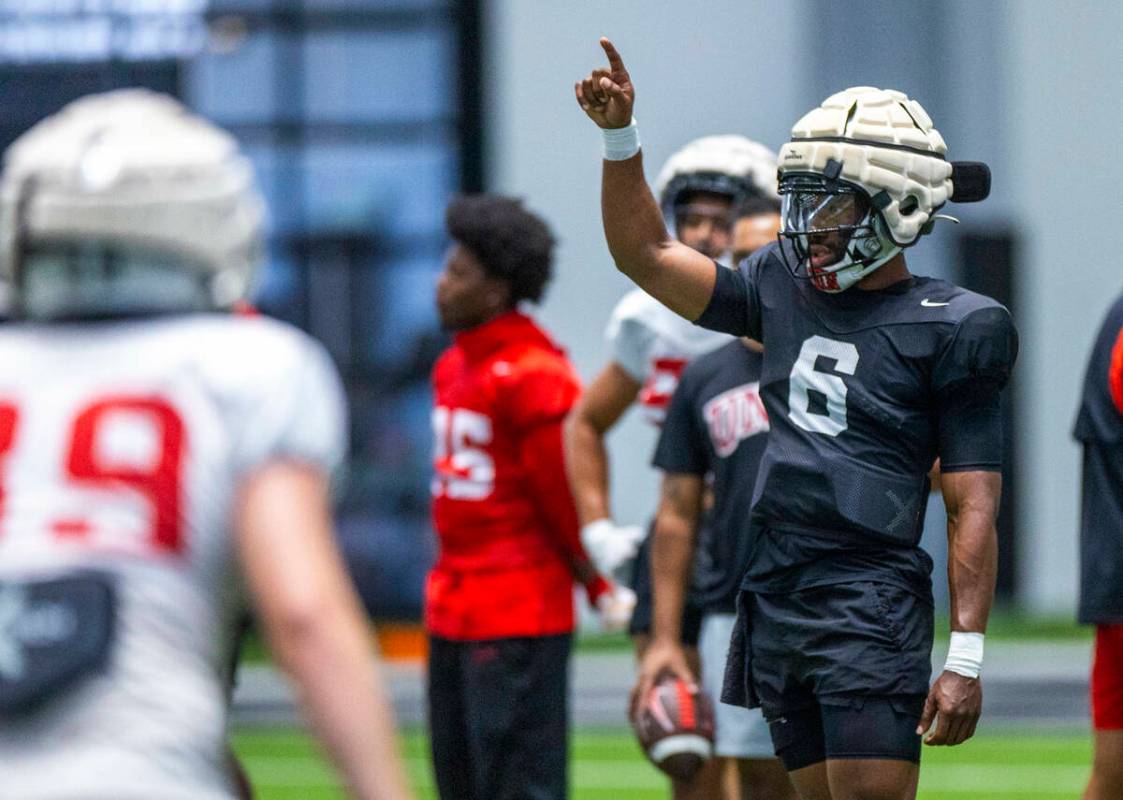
left=232, top=726, right=1091, bottom=800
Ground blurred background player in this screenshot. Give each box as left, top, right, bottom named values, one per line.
left=0, top=92, right=412, bottom=800
left=631, top=334, right=795, bottom=797
left=1074, top=295, right=1123, bottom=800
left=732, top=197, right=783, bottom=266
left=564, top=135, right=777, bottom=799
left=577, top=39, right=1016, bottom=800
left=428, top=194, right=632, bottom=800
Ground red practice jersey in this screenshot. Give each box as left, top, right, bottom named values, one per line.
left=428, top=311, right=585, bottom=640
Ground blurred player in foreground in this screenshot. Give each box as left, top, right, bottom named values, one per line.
left=428, top=194, right=632, bottom=800
left=564, top=135, right=776, bottom=799
left=577, top=39, right=1016, bottom=800
left=633, top=230, right=795, bottom=797
left=0, top=92, right=411, bottom=799
left=1074, top=296, right=1123, bottom=800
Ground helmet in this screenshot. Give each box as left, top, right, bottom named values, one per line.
left=653, top=135, right=778, bottom=233
left=777, top=86, right=986, bottom=293
left=0, top=89, right=265, bottom=320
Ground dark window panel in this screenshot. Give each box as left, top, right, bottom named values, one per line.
left=300, top=141, right=457, bottom=238
left=302, top=27, right=454, bottom=123
left=184, top=30, right=278, bottom=123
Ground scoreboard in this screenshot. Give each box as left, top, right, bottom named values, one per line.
left=0, top=1, right=208, bottom=63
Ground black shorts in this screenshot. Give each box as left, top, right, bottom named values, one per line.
left=428, top=634, right=571, bottom=800
left=721, top=580, right=933, bottom=768
left=627, top=533, right=703, bottom=646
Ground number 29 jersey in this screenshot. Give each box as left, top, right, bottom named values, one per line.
left=697, top=240, right=1018, bottom=592
left=0, top=314, right=345, bottom=800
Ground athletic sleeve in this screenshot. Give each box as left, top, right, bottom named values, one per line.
left=503, top=359, right=586, bottom=563
left=937, top=386, right=1004, bottom=472
left=694, top=256, right=763, bottom=340
left=932, top=306, right=1016, bottom=472
left=652, top=363, right=707, bottom=475
left=233, top=329, right=347, bottom=477
left=604, top=295, right=655, bottom=382
left=500, top=359, right=582, bottom=431
left=931, top=306, right=1018, bottom=395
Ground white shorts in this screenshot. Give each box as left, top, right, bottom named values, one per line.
left=699, top=611, right=775, bottom=759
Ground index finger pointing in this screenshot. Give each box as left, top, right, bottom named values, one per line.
left=600, top=37, right=627, bottom=73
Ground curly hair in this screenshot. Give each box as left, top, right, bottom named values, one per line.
left=445, top=194, right=556, bottom=304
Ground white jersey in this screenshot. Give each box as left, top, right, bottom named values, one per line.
left=0, top=314, right=345, bottom=800
left=605, top=288, right=731, bottom=425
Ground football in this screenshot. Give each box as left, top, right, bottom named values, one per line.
left=632, top=674, right=716, bottom=781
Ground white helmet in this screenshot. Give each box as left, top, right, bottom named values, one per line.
left=0, top=89, right=265, bottom=319
left=653, top=134, right=778, bottom=232
left=777, top=86, right=988, bottom=292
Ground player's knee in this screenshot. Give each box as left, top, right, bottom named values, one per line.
left=829, top=760, right=918, bottom=800
left=740, top=757, right=797, bottom=799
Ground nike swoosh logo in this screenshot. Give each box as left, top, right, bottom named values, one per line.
left=921, top=299, right=949, bottom=307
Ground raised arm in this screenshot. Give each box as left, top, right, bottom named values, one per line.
left=575, top=38, right=717, bottom=321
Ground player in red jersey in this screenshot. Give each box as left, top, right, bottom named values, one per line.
left=427, top=194, right=633, bottom=800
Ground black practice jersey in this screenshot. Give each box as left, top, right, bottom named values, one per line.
left=1073, top=293, right=1123, bottom=624
left=696, top=240, right=1018, bottom=595
left=653, top=340, right=768, bottom=615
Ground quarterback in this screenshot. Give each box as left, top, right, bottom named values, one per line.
left=0, top=92, right=411, bottom=800
left=577, top=39, right=1016, bottom=800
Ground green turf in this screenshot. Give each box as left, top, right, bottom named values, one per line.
left=232, top=726, right=1093, bottom=799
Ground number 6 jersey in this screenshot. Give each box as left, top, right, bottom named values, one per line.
left=695, top=239, right=1018, bottom=595
left=0, top=314, right=345, bottom=799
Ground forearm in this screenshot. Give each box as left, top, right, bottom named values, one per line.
left=236, top=465, right=410, bottom=800
left=264, top=591, right=411, bottom=800
left=946, top=506, right=998, bottom=633
left=649, top=474, right=704, bottom=642
left=564, top=411, right=614, bottom=525
left=650, top=511, right=696, bottom=643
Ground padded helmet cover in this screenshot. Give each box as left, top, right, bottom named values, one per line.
left=778, top=87, right=953, bottom=247
left=653, top=134, right=778, bottom=225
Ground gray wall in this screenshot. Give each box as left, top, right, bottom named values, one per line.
left=485, top=1, right=1117, bottom=614
left=1006, top=0, right=1123, bottom=613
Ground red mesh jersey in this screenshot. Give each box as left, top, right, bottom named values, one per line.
left=428, top=311, right=586, bottom=640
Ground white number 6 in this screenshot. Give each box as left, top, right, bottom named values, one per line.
left=788, top=336, right=859, bottom=437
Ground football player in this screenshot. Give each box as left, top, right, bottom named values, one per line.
left=732, top=196, right=782, bottom=266
left=1074, top=296, right=1123, bottom=800
left=564, top=134, right=776, bottom=799
left=577, top=39, right=1016, bottom=800
left=0, top=91, right=412, bottom=800
left=428, top=194, right=631, bottom=800
left=633, top=194, right=787, bottom=800
left=634, top=332, right=797, bottom=800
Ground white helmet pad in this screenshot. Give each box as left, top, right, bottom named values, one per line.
left=779, top=87, right=953, bottom=248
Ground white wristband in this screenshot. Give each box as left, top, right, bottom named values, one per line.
left=943, top=631, right=985, bottom=679
left=602, top=119, right=640, bottom=161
